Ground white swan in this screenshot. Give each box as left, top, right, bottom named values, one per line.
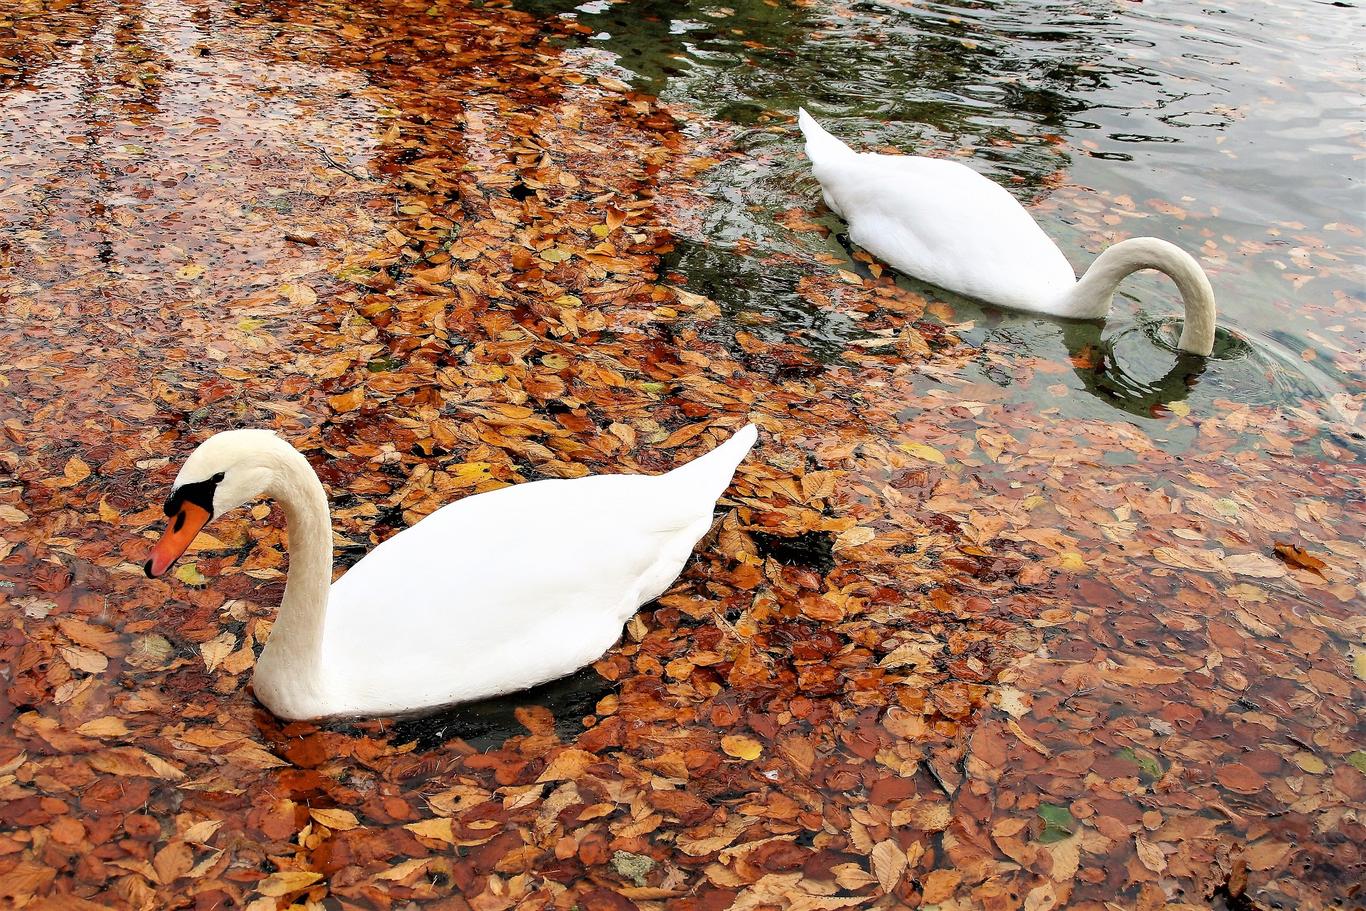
left=144, top=424, right=757, bottom=720
left=797, top=109, right=1217, bottom=356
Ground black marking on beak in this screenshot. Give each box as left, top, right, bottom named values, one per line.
left=164, top=471, right=224, bottom=518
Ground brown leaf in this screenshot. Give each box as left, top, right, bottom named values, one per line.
left=1135, top=834, right=1167, bottom=873
left=658, top=421, right=710, bottom=448
left=922, top=868, right=960, bottom=902
left=869, top=839, right=906, bottom=893
left=77, top=716, right=129, bottom=738
left=1245, top=840, right=1293, bottom=871
left=1273, top=542, right=1327, bottom=575
left=537, top=748, right=598, bottom=781
left=327, top=387, right=366, bottom=412
left=153, top=841, right=195, bottom=884
left=1216, top=763, right=1267, bottom=794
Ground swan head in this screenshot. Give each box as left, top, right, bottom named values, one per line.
left=144, top=429, right=284, bottom=578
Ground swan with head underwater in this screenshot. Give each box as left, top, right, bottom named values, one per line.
left=796, top=109, right=1218, bottom=356
left=144, top=423, right=757, bottom=721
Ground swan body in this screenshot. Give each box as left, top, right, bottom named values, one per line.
left=145, top=425, right=757, bottom=720
left=797, top=109, right=1217, bottom=356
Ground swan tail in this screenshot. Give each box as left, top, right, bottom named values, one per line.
left=797, top=108, right=856, bottom=165
left=664, top=423, right=757, bottom=506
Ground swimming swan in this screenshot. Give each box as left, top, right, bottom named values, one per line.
left=797, top=109, right=1217, bottom=356
left=144, top=425, right=757, bottom=720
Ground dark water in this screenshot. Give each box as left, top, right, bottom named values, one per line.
left=521, top=0, right=1365, bottom=427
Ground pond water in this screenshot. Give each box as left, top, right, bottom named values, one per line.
left=523, top=0, right=1365, bottom=428
left=1, top=0, right=1362, bottom=906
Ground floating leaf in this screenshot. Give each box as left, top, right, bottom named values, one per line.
left=174, top=563, right=208, bottom=587
left=310, top=808, right=359, bottom=830
left=868, top=838, right=906, bottom=893
left=1135, top=834, right=1167, bottom=873
left=256, top=871, right=323, bottom=897
left=403, top=817, right=453, bottom=842
left=720, top=735, right=763, bottom=761
left=898, top=441, right=945, bottom=464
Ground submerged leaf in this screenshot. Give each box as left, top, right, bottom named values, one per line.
left=1036, top=804, right=1075, bottom=843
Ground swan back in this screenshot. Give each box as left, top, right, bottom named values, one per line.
left=797, top=111, right=1078, bottom=313
left=316, top=424, right=757, bottom=716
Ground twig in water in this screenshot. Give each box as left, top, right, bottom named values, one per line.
left=307, top=143, right=363, bottom=180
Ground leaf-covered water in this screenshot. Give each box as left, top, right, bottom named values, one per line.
left=0, top=0, right=1361, bottom=909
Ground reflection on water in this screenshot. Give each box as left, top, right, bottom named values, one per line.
left=332, top=668, right=617, bottom=752
left=523, top=0, right=1364, bottom=429
left=1064, top=325, right=1210, bottom=421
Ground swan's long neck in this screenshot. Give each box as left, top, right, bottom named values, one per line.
left=1065, top=237, right=1217, bottom=356
left=256, top=445, right=332, bottom=689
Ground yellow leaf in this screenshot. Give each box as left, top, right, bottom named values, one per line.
left=376, top=857, right=431, bottom=881
left=60, top=457, right=92, bottom=487
left=898, top=442, right=945, bottom=464
left=182, top=820, right=223, bottom=844
left=174, top=563, right=208, bottom=587
left=328, top=387, right=365, bottom=413
left=1292, top=752, right=1326, bottom=774
left=1167, top=400, right=1190, bottom=418
left=448, top=462, right=493, bottom=484
left=403, top=817, right=454, bottom=843
left=1056, top=551, right=1086, bottom=572
left=720, top=735, right=762, bottom=761
left=98, top=499, right=121, bottom=523
left=175, top=262, right=206, bottom=280
left=309, top=808, right=359, bottom=830
left=77, top=716, right=129, bottom=738
left=226, top=744, right=287, bottom=770
left=1353, top=647, right=1365, bottom=682
left=256, top=870, right=323, bottom=897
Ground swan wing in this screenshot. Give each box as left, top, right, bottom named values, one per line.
left=318, top=425, right=755, bottom=715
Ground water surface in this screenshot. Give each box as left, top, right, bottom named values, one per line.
left=525, top=0, right=1366, bottom=426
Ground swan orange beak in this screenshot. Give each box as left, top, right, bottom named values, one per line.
left=144, top=502, right=211, bottom=578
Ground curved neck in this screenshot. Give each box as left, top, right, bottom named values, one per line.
left=258, top=445, right=332, bottom=683
left=1066, top=237, right=1217, bottom=356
